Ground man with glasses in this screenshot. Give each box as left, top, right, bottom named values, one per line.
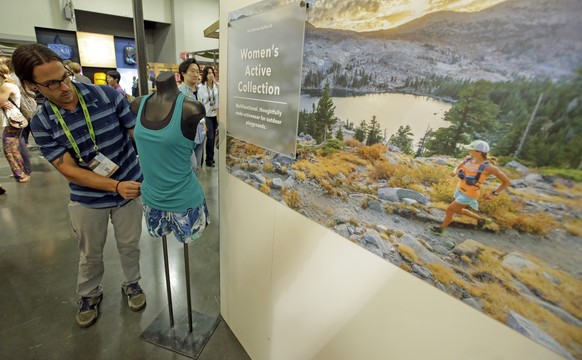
left=11, top=44, right=146, bottom=328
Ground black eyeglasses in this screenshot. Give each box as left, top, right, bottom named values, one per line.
left=35, top=71, right=74, bottom=90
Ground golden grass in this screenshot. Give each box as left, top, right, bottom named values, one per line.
left=292, top=152, right=361, bottom=180
left=462, top=246, right=582, bottom=354
left=563, top=218, right=582, bottom=237
left=357, top=144, right=387, bottom=161
left=263, top=162, right=274, bottom=173
left=511, top=267, right=582, bottom=321
left=259, top=184, right=270, bottom=195
left=400, top=263, right=413, bottom=272
left=344, top=139, right=363, bottom=148
left=397, top=244, right=418, bottom=263
left=392, top=232, right=582, bottom=354
left=281, top=188, right=301, bottom=209
left=490, top=209, right=555, bottom=235
left=477, top=282, right=582, bottom=355
left=295, top=170, right=306, bottom=181
left=517, top=191, right=582, bottom=212
left=429, top=180, right=456, bottom=203
left=370, top=160, right=395, bottom=181
left=244, top=143, right=265, bottom=155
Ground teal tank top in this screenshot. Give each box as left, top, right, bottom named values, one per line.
left=134, top=93, right=204, bottom=212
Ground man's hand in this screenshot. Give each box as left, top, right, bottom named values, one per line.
left=116, top=181, right=141, bottom=199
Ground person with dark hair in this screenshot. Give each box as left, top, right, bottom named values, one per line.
left=430, top=140, right=511, bottom=235
left=198, top=66, right=219, bottom=167
left=106, top=70, right=125, bottom=96
left=68, top=62, right=91, bottom=84
left=11, top=44, right=146, bottom=328
left=178, top=58, right=200, bottom=100
left=178, top=58, right=205, bottom=172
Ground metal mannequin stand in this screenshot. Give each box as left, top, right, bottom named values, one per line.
left=140, top=235, right=220, bottom=359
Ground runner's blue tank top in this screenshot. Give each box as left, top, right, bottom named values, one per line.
left=134, top=93, right=204, bottom=212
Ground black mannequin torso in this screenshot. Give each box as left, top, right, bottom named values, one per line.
left=130, top=72, right=205, bottom=141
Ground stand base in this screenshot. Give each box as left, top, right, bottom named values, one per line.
left=140, top=310, right=221, bottom=359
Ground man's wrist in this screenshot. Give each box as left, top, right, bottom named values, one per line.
left=115, top=181, right=122, bottom=194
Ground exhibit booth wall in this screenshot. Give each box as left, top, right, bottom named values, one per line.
left=218, top=1, right=562, bottom=359
left=0, top=0, right=171, bottom=43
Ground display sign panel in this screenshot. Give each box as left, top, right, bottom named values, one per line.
left=227, top=2, right=306, bottom=158
left=77, top=32, right=116, bottom=68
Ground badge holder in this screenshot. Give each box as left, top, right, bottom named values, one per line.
left=140, top=235, right=220, bottom=359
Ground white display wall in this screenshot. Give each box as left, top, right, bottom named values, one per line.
left=218, top=1, right=562, bottom=359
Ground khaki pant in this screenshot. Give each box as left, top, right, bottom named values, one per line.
left=68, top=198, right=143, bottom=297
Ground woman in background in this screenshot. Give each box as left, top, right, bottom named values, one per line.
left=197, top=66, right=219, bottom=167
left=0, top=63, right=31, bottom=183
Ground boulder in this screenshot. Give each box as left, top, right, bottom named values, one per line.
left=452, top=239, right=486, bottom=259
left=271, top=178, right=284, bottom=189
left=272, top=154, right=295, bottom=165
left=398, top=233, right=447, bottom=266
left=283, top=176, right=295, bottom=188
left=232, top=170, right=249, bottom=180
left=378, top=187, right=429, bottom=205
left=505, top=160, right=530, bottom=174
left=362, top=229, right=391, bottom=255
left=502, top=253, right=539, bottom=271
left=368, top=200, right=384, bottom=212
left=507, top=310, right=574, bottom=360
left=249, top=173, right=267, bottom=184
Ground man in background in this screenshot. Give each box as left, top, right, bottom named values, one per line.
left=68, top=62, right=92, bottom=84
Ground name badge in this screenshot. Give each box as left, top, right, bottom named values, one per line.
left=88, top=152, right=119, bottom=178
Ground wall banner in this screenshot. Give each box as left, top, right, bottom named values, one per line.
left=227, top=1, right=306, bottom=158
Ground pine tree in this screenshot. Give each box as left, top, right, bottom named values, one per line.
left=427, top=80, right=499, bottom=156
left=336, top=127, right=344, bottom=141
left=366, top=115, right=383, bottom=145
left=354, top=119, right=368, bottom=143
left=313, top=82, right=336, bottom=143
left=389, top=125, right=414, bottom=154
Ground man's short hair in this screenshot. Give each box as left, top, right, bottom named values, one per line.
left=11, top=44, right=63, bottom=90
left=107, top=70, right=121, bottom=82
left=178, top=58, right=199, bottom=82
left=68, top=62, right=82, bottom=74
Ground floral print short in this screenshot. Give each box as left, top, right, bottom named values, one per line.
left=143, top=200, right=210, bottom=244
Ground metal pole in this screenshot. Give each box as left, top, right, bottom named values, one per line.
left=162, top=235, right=174, bottom=327
left=184, top=243, right=193, bottom=332
left=132, top=0, right=148, bottom=96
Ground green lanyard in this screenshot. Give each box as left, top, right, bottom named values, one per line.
left=49, top=86, right=98, bottom=164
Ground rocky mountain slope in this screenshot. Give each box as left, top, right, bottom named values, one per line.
left=303, top=0, right=582, bottom=89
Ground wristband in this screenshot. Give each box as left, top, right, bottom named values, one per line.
left=115, top=181, right=122, bottom=194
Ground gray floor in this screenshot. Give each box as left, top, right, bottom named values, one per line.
left=0, top=147, right=250, bottom=360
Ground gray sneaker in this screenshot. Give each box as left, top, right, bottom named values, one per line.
left=121, top=283, right=146, bottom=311
left=76, top=294, right=103, bottom=328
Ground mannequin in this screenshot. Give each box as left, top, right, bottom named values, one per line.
left=130, top=72, right=205, bottom=138
left=131, top=71, right=208, bottom=331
